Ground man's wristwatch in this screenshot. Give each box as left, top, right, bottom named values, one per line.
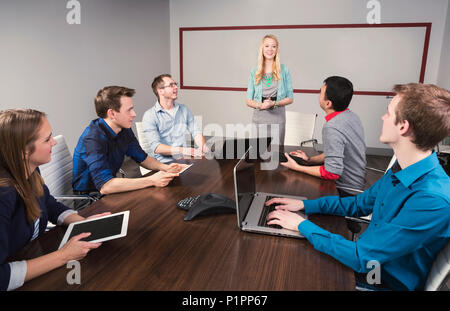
left=273, top=101, right=279, bottom=109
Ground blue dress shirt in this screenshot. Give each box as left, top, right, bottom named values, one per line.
left=300, top=152, right=449, bottom=290
left=141, top=101, right=202, bottom=163
left=72, top=118, right=147, bottom=192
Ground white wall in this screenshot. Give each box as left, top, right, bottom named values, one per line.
left=438, top=1, right=450, bottom=90
left=1, top=0, right=447, bottom=153
left=169, top=0, right=449, bottom=152
left=0, top=0, right=170, bottom=151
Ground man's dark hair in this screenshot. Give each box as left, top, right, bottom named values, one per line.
left=94, top=86, right=135, bottom=118
left=323, top=76, right=354, bottom=111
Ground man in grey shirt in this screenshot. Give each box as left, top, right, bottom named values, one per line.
left=281, top=76, right=366, bottom=195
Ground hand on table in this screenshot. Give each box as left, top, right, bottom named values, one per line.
left=148, top=170, right=178, bottom=187
left=165, top=163, right=189, bottom=173
left=280, top=153, right=302, bottom=170
left=289, top=150, right=309, bottom=161
left=181, top=147, right=204, bottom=158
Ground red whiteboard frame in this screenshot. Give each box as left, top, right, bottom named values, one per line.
left=179, top=23, right=432, bottom=96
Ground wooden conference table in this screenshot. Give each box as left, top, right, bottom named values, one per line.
left=16, top=147, right=355, bottom=291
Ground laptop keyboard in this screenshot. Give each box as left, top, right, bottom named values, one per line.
left=258, top=196, right=282, bottom=229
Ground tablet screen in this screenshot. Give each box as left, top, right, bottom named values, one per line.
left=68, top=213, right=124, bottom=242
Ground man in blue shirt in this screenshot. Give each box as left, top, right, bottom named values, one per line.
left=266, top=83, right=450, bottom=290
left=141, top=74, right=207, bottom=163
left=73, top=86, right=184, bottom=195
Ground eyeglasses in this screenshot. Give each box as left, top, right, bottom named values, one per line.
left=160, top=82, right=178, bottom=89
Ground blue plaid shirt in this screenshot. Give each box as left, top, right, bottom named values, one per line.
left=300, top=152, right=450, bottom=290
left=141, top=101, right=202, bottom=163
left=72, top=118, right=147, bottom=192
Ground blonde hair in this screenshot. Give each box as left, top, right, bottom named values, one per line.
left=0, top=109, right=45, bottom=223
left=254, top=34, right=282, bottom=85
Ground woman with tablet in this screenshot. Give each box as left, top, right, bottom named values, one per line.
left=246, top=34, right=294, bottom=146
left=0, top=109, right=107, bottom=291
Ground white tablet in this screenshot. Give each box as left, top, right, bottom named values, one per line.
left=58, top=211, right=129, bottom=249
left=179, top=163, right=193, bottom=174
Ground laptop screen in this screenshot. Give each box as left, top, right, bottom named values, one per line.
left=233, top=148, right=256, bottom=226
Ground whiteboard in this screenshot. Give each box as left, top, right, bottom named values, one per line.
left=180, top=23, right=431, bottom=96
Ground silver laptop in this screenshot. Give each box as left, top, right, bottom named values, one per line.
left=233, top=148, right=307, bottom=238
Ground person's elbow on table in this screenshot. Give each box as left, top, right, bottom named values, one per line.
left=99, top=180, right=113, bottom=195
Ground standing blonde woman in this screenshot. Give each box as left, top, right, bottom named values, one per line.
left=0, top=109, right=107, bottom=291
left=246, top=34, right=294, bottom=146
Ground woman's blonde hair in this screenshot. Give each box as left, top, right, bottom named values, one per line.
left=254, top=34, right=282, bottom=85
left=0, top=109, right=45, bottom=223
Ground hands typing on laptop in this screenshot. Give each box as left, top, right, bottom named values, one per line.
left=265, top=197, right=307, bottom=232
